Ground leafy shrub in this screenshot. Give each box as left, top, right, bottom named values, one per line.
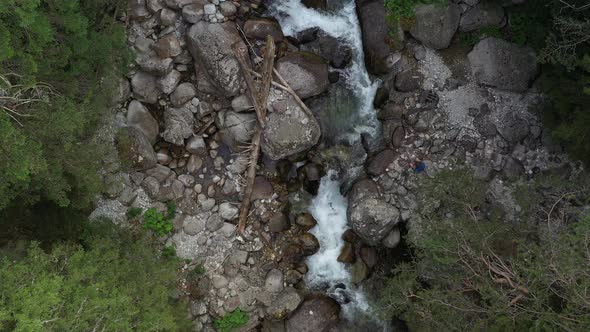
left=191, top=264, right=206, bottom=277
left=162, top=245, right=176, bottom=258
left=214, top=309, right=249, bottom=332
left=507, top=11, right=548, bottom=50
left=127, top=207, right=143, bottom=219
left=460, top=26, right=503, bottom=48
left=143, top=208, right=174, bottom=237
left=384, top=0, right=447, bottom=22
left=166, top=201, right=177, bottom=220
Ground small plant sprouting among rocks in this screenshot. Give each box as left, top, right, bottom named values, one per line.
left=143, top=208, right=173, bottom=236
left=214, top=309, right=249, bottom=332
left=162, top=245, right=176, bottom=258
left=127, top=207, right=143, bottom=219
left=384, top=0, right=447, bottom=22
left=191, top=264, right=206, bottom=277
left=126, top=202, right=177, bottom=236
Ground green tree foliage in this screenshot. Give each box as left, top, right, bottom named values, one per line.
left=0, top=0, right=130, bottom=211
left=540, top=64, right=590, bottom=164
left=533, top=0, right=590, bottom=164
left=379, top=170, right=590, bottom=331
left=0, top=221, right=191, bottom=331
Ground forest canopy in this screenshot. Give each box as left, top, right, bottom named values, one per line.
left=0, top=221, right=191, bottom=332
left=0, top=0, right=129, bottom=212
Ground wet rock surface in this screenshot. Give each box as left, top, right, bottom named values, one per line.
left=356, top=0, right=395, bottom=74
left=275, top=51, right=330, bottom=99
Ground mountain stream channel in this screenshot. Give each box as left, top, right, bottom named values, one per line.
left=269, top=1, right=389, bottom=330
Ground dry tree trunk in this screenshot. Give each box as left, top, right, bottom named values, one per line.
left=232, top=36, right=276, bottom=234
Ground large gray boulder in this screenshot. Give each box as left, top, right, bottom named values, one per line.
left=497, top=112, right=529, bottom=144
left=301, top=31, right=352, bottom=69
left=162, top=107, right=195, bottom=145
left=136, top=54, right=174, bottom=76
left=468, top=37, right=538, bottom=92
left=243, top=17, right=284, bottom=42
left=275, top=52, right=329, bottom=99
left=131, top=71, right=160, bottom=104
left=152, top=33, right=183, bottom=59
left=266, top=287, right=303, bottom=321
left=127, top=100, right=159, bottom=145
left=347, top=178, right=400, bottom=245
left=285, top=295, right=340, bottom=332
left=182, top=4, right=204, bottom=23
left=115, top=127, right=157, bottom=171
left=216, top=110, right=256, bottom=152
left=158, top=69, right=182, bottom=95
left=459, top=1, right=505, bottom=32
left=129, top=0, right=151, bottom=20
left=186, top=21, right=245, bottom=97
left=262, top=89, right=321, bottom=160
left=356, top=0, right=397, bottom=74
left=410, top=3, right=462, bottom=49
left=170, top=82, right=197, bottom=107
left=134, top=37, right=174, bottom=75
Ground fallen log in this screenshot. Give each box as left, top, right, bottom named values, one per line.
left=232, top=36, right=276, bottom=234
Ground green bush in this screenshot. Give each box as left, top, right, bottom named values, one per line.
left=143, top=208, right=174, bottom=237
left=190, top=264, right=206, bottom=278
left=460, top=26, right=503, bottom=48
left=127, top=207, right=143, bottom=219
left=162, top=245, right=176, bottom=258
left=166, top=201, right=177, bottom=220
left=384, top=0, right=447, bottom=22
left=214, top=309, right=249, bottom=332
left=0, top=220, right=191, bottom=331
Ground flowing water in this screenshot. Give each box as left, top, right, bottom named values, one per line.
left=269, top=0, right=380, bottom=142
left=268, top=1, right=388, bottom=330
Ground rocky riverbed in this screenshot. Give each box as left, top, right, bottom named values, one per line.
left=90, top=0, right=580, bottom=331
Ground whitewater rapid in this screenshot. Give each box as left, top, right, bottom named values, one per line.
left=307, top=171, right=350, bottom=285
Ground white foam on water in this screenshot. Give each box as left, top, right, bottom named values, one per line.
left=307, top=171, right=350, bottom=285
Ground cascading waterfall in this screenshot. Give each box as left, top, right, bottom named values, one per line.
left=308, top=171, right=372, bottom=319
left=268, top=0, right=380, bottom=141
left=269, top=1, right=387, bottom=330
